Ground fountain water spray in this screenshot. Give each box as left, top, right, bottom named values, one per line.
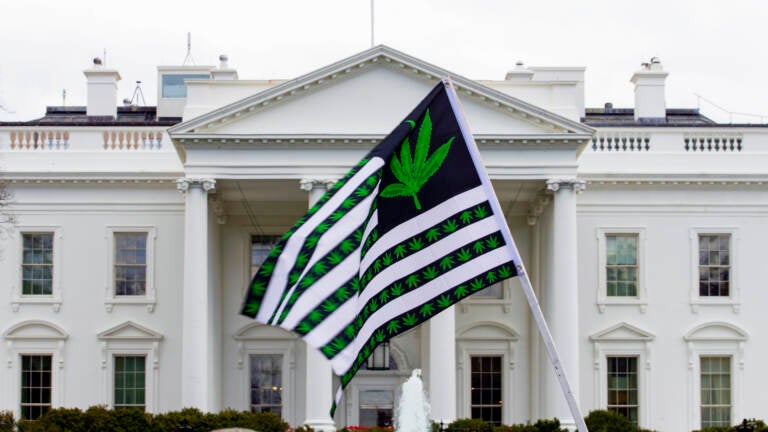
left=395, top=369, right=431, bottom=432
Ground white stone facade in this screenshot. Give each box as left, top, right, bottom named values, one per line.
left=1, top=46, right=767, bottom=431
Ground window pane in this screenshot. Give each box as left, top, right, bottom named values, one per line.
left=470, top=356, right=502, bottom=425
left=698, top=235, right=731, bottom=297
left=360, top=390, right=394, bottom=427
left=250, top=355, right=283, bottom=418
left=21, top=355, right=53, bottom=420
left=607, top=356, right=638, bottom=425
left=251, top=236, right=281, bottom=277
left=161, top=74, right=210, bottom=98
left=22, top=233, right=54, bottom=296
left=115, top=233, right=148, bottom=296
left=700, top=357, right=731, bottom=428
left=114, top=355, right=146, bottom=411
left=606, top=234, right=638, bottom=297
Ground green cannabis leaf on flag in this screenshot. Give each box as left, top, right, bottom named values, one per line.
left=380, top=109, right=455, bottom=210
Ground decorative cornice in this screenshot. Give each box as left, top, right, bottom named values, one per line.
left=546, top=177, right=586, bottom=193
left=173, top=134, right=591, bottom=147
left=176, top=177, right=216, bottom=193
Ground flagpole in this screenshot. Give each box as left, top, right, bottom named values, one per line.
left=442, top=77, right=589, bottom=432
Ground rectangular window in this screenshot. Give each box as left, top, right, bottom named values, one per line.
left=250, top=355, right=282, bottom=417
left=606, top=234, right=638, bottom=297
left=701, top=356, right=731, bottom=428
left=161, top=74, right=209, bottom=98
left=114, top=356, right=146, bottom=411
left=699, top=235, right=730, bottom=297
left=359, top=390, right=394, bottom=427
left=20, top=355, right=52, bottom=420
left=22, top=233, right=53, bottom=295
left=251, top=235, right=280, bottom=277
left=114, top=233, right=147, bottom=296
left=471, top=283, right=503, bottom=299
left=607, top=356, right=639, bottom=425
left=470, top=356, right=502, bottom=425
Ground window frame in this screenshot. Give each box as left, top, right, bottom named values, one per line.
left=606, top=355, right=640, bottom=425
left=596, top=228, right=647, bottom=313
left=699, top=356, right=732, bottom=428
left=684, top=322, right=747, bottom=431
left=113, top=354, right=148, bottom=411
left=2, top=320, right=67, bottom=421
left=590, top=322, right=654, bottom=428
left=12, top=226, right=63, bottom=312
left=19, top=354, right=54, bottom=420
left=105, top=226, right=157, bottom=313
left=97, top=321, right=162, bottom=413
left=689, top=228, right=739, bottom=313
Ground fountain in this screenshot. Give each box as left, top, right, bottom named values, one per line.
left=395, top=369, right=431, bottom=432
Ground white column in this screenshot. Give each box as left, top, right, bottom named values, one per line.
left=300, top=178, right=336, bottom=432
left=177, top=177, right=216, bottom=411
left=543, top=178, right=584, bottom=429
left=421, top=309, right=457, bottom=424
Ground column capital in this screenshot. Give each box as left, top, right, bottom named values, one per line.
left=176, top=178, right=216, bottom=193
left=299, top=178, right=337, bottom=192
left=546, top=177, right=586, bottom=194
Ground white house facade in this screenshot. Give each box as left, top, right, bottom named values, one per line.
left=1, top=46, right=767, bottom=431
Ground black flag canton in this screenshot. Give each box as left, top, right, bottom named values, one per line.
left=371, top=83, right=481, bottom=234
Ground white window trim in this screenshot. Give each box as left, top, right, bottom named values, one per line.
left=456, top=322, right=519, bottom=425
left=590, top=322, right=655, bottom=428
left=461, top=279, right=515, bottom=314
left=684, top=322, right=747, bottom=431
left=105, top=226, right=157, bottom=313
left=596, top=228, right=647, bottom=313
left=689, top=228, right=739, bottom=313
left=2, top=320, right=68, bottom=420
left=97, top=321, right=162, bottom=413
left=234, top=323, right=298, bottom=425
left=12, top=226, right=63, bottom=313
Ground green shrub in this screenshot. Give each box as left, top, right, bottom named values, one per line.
left=0, top=411, right=14, bottom=432
left=449, top=418, right=491, bottom=431
left=584, top=410, right=637, bottom=432
left=35, top=407, right=87, bottom=432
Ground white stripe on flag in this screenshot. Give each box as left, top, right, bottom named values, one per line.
left=256, top=158, right=384, bottom=323
left=329, top=246, right=514, bottom=375
left=305, top=216, right=501, bottom=348
left=271, top=191, right=376, bottom=325
left=360, top=217, right=502, bottom=306
left=279, top=249, right=361, bottom=330
left=360, top=185, right=487, bottom=273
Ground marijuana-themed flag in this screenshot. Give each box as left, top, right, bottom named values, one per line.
left=241, top=80, right=524, bottom=413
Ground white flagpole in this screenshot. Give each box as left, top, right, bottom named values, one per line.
left=442, top=77, right=589, bottom=432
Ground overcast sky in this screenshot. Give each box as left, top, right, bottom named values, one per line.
left=1, top=0, right=767, bottom=123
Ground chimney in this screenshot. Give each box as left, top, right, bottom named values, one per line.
left=211, top=54, right=238, bottom=81
left=505, top=61, right=534, bottom=81
left=83, top=57, right=121, bottom=118
left=631, top=57, right=668, bottom=122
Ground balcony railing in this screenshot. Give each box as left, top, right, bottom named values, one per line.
left=3, top=128, right=169, bottom=152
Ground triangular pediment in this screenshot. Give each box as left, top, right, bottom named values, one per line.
left=97, top=321, right=163, bottom=341
left=4, top=320, right=68, bottom=340
left=170, top=45, right=593, bottom=139
left=684, top=321, right=748, bottom=342
left=590, top=322, right=654, bottom=342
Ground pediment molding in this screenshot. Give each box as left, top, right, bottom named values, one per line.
left=234, top=322, right=298, bottom=340
left=457, top=321, right=519, bottom=341
left=170, top=45, right=593, bottom=139
left=684, top=321, right=748, bottom=342
left=590, top=322, right=655, bottom=342
left=97, top=321, right=163, bottom=341
left=3, top=320, right=68, bottom=340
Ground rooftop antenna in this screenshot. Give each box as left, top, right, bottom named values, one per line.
left=183, top=32, right=196, bottom=65
left=123, top=81, right=146, bottom=106
left=103, top=48, right=107, bottom=66
left=62, top=89, right=66, bottom=106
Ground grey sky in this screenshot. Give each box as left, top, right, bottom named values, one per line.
left=1, top=0, right=767, bottom=123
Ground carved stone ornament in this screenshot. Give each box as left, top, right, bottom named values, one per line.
left=546, top=177, right=586, bottom=193
left=176, top=178, right=216, bottom=193
left=299, top=178, right=337, bottom=192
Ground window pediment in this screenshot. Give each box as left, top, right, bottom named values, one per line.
left=457, top=321, right=519, bottom=341
left=97, top=321, right=163, bottom=341
left=590, top=322, right=654, bottom=342
left=684, top=321, right=748, bottom=342
left=3, top=320, right=68, bottom=340
left=235, top=322, right=298, bottom=340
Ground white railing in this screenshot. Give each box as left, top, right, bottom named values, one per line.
left=102, top=130, right=164, bottom=150
left=591, top=133, right=651, bottom=152
left=683, top=133, right=743, bottom=152
left=9, top=130, right=70, bottom=150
